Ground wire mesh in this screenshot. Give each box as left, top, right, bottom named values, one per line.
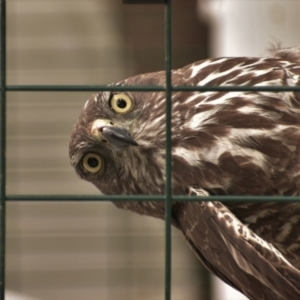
left=1, top=0, right=300, bottom=300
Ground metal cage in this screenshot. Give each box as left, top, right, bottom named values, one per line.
left=1, top=1, right=300, bottom=300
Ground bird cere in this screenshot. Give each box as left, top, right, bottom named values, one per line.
left=69, top=46, right=300, bottom=300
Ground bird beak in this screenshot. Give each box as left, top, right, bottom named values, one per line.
left=102, top=126, right=138, bottom=149
left=91, top=119, right=138, bottom=150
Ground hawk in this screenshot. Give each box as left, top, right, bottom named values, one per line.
left=69, top=46, right=300, bottom=300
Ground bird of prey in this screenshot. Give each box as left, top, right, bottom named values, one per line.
left=69, top=45, right=300, bottom=300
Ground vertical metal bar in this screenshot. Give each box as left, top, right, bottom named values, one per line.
left=0, top=0, right=5, bottom=299
left=164, top=0, right=172, bottom=299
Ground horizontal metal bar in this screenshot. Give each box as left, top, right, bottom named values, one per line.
left=5, top=85, right=166, bottom=92
left=6, top=194, right=165, bottom=201
left=6, top=194, right=300, bottom=202
left=3, top=85, right=300, bottom=92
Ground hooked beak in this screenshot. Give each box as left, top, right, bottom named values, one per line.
left=102, top=126, right=138, bottom=149
left=91, top=119, right=138, bottom=150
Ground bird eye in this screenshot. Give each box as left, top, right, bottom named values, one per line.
left=109, top=93, right=133, bottom=114
left=82, top=153, right=103, bottom=174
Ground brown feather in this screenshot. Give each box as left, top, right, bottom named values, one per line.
left=70, top=45, right=300, bottom=299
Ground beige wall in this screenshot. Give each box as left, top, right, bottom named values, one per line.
left=5, top=1, right=208, bottom=299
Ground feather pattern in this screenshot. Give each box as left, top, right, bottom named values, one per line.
left=70, top=45, right=300, bottom=299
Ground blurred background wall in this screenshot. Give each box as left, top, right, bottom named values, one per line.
left=4, top=0, right=300, bottom=300
left=6, top=1, right=209, bottom=300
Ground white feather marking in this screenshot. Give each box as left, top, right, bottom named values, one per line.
left=84, top=99, right=90, bottom=109
left=189, top=60, right=212, bottom=78
left=173, top=147, right=200, bottom=166
left=276, top=222, right=292, bottom=243
left=186, top=107, right=220, bottom=129
left=200, top=136, right=269, bottom=171
left=201, top=91, right=244, bottom=105
left=208, top=201, right=294, bottom=269
left=148, top=113, right=165, bottom=127
left=195, top=61, right=269, bottom=87
left=237, top=105, right=281, bottom=120
left=183, top=93, right=201, bottom=104
left=276, top=215, right=300, bottom=243
left=243, top=209, right=277, bottom=224
left=153, top=95, right=165, bottom=109
left=189, top=58, right=228, bottom=79
left=285, top=71, right=300, bottom=86
left=197, top=66, right=240, bottom=86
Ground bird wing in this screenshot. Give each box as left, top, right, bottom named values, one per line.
left=174, top=189, right=300, bottom=300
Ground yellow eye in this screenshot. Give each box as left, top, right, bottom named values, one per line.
left=82, top=153, right=103, bottom=174
left=110, top=93, right=133, bottom=114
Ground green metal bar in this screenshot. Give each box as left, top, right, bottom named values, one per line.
left=7, top=195, right=166, bottom=201
left=0, top=0, right=5, bottom=298
left=164, top=0, right=172, bottom=299
left=6, top=85, right=166, bottom=92
left=6, top=194, right=300, bottom=202
left=5, top=85, right=300, bottom=92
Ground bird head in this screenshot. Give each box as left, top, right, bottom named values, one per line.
left=69, top=73, right=168, bottom=196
